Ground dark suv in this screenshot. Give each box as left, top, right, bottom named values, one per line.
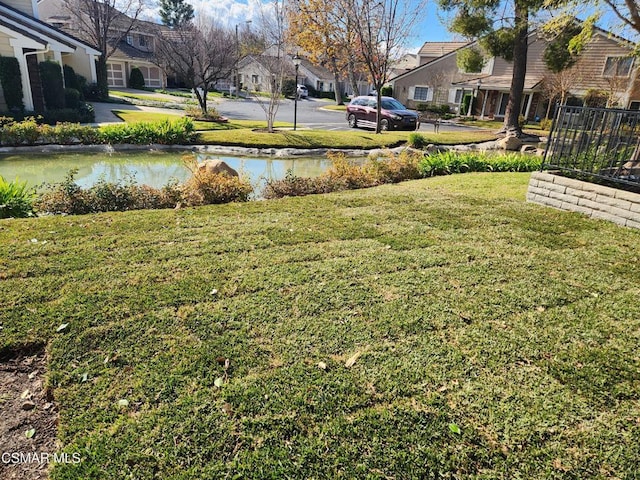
left=346, top=96, right=419, bottom=131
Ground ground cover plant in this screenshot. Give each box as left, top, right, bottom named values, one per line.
left=0, top=175, right=34, bottom=218
left=2, top=173, right=640, bottom=478
left=0, top=118, right=196, bottom=146
left=419, top=151, right=542, bottom=176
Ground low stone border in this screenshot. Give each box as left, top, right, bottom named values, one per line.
left=527, top=171, right=640, bottom=229
left=0, top=143, right=394, bottom=158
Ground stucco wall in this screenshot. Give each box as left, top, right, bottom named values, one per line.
left=63, top=50, right=96, bottom=83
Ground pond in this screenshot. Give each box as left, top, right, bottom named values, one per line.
left=0, top=151, right=339, bottom=190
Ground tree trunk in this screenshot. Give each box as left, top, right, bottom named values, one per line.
left=347, top=57, right=360, bottom=97
left=502, top=1, right=528, bottom=137
left=333, top=71, right=344, bottom=106
left=375, top=89, right=383, bottom=134
left=95, top=57, right=109, bottom=101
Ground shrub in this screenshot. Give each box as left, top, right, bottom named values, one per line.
left=83, top=83, right=102, bottom=101
left=181, top=157, right=253, bottom=205
left=36, top=169, right=183, bottom=214
left=418, top=151, right=542, bottom=177
left=408, top=132, right=427, bottom=149
left=39, top=61, right=66, bottom=109
left=518, top=114, right=527, bottom=127
left=0, top=117, right=41, bottom=146
left=540, top=118, right=552, bottom=131
left=99, top=118, right=197, bottom=145
left=64, top=88, right=81, bottom=110
left=262, top=170, right=331, bottom=199
left=281, top=79, right=296, bottom=98
left=0, top=56, right=24, bottom=112
left=129, top=67, right=146, bottom=90
left=263, top=151, right=422, bottom=199
left=365, top=151, right=422, bottom=184
left=0, top=175, right=35, bottom=218
left=185, top=105, right=222, bottom=121
left=41, top=104, right=95, bottom=124
left=380, top=85, right=392, bottom=97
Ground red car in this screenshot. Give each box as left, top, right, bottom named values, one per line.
left=346, top=96, right=420, bottom=131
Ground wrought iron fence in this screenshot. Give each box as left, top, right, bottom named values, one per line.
left=543, top=105, right=640, bottom=189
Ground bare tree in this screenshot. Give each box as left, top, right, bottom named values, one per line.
left=540, top=68, right=577, bottom=119
left=252, top=0, right=289, bottom=133
left=346, top=0, right=425, bottom=133
left=62, top=0, right=144, bottom=99
left=154, top=17, right=235, bottom=114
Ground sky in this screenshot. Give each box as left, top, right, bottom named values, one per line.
left=141, top=0, right=639, bottom=54
left=142, top=0, right=456, bottom=52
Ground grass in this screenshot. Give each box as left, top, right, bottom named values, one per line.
left=2, top=173, right=640, bottom=478
left=109, top=91, right=194, bottom=104
left=111, top=110, right=497, bottom=148
left=459, top=118, right=551, bottom=135
left=322, top=105, right=347, bottom=111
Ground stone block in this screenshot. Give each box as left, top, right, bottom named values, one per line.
left=625, top=218, right=640, bottom=230
left=548, top=190, right=579, bottom=205
left=614, top=188, right=640, bottom=203
left=565, top=187, right=597, bottom=201
left=595, top=194, right=632, bottom=210
left=527, top=185, right=550, bottom=197
left=591, top=210, right=627, bottom=226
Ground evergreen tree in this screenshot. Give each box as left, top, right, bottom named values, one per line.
left=439, top=0, right=547, bottom=136
left=160, top=0, right=194, bottom=28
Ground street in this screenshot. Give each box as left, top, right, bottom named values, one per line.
left=212, top=95, right=473, bottom=133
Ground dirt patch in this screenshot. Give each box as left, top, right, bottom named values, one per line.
left=0, top=346, right=59, bottom=480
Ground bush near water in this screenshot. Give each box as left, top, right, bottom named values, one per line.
left=0, top=117, right=198, bottom=146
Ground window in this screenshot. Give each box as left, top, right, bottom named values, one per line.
left=448, top=88, right=464, bottom=104
left=497, top=93, right=509, bottom=116
left=107, top=63, right=124, bottom=87
left=603, top=57, right=633, bottom=77
left=139, top=35, right=148, bottom=47
left=317, top=81, right=324, bottom=91
left=126, top=34, right=133, bottom=45
left=629, top=101, right=640, bottom=111
left=413, top=86, right=430, bottom=101
left=251, top=75, right=259, bottom=84
left=410, top=86, right=433, bottom=102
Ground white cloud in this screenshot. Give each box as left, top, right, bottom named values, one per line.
left=142, top=0, right=273, bottom=28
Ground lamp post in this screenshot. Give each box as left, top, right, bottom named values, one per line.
left=292, top=54, right=301, bottom=131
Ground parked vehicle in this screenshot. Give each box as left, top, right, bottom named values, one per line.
left=297, top=84, right=308, bottom=98
left=346, top=96, right=419, bottom=131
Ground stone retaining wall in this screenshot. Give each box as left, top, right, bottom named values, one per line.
left=527, top=171, right=640, bottom=229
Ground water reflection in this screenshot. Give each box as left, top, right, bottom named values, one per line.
left=0, top=151, right=338, bottom=190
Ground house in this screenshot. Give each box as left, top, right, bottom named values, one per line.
left=391, top=28, right=639, bottom=120
left=38, top=0, right=167, bottom=89
left=417, top=41, right=468, bottom=65
left=0, top=0, right=99, bottom=111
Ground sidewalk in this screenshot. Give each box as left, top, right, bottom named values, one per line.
left=89, top=101, right=185, bottom=125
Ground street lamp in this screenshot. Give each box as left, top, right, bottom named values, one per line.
left=292, top=54, right=301, bottom=131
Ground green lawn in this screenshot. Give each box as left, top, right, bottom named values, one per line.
left=2, top=173, right=640, bottom=478
left=111, top=110, right=498, bottom=148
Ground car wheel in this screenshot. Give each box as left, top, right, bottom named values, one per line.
left=348, top=114, right=357, bottom=128
left=380, top=119, right=389, bottom=131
